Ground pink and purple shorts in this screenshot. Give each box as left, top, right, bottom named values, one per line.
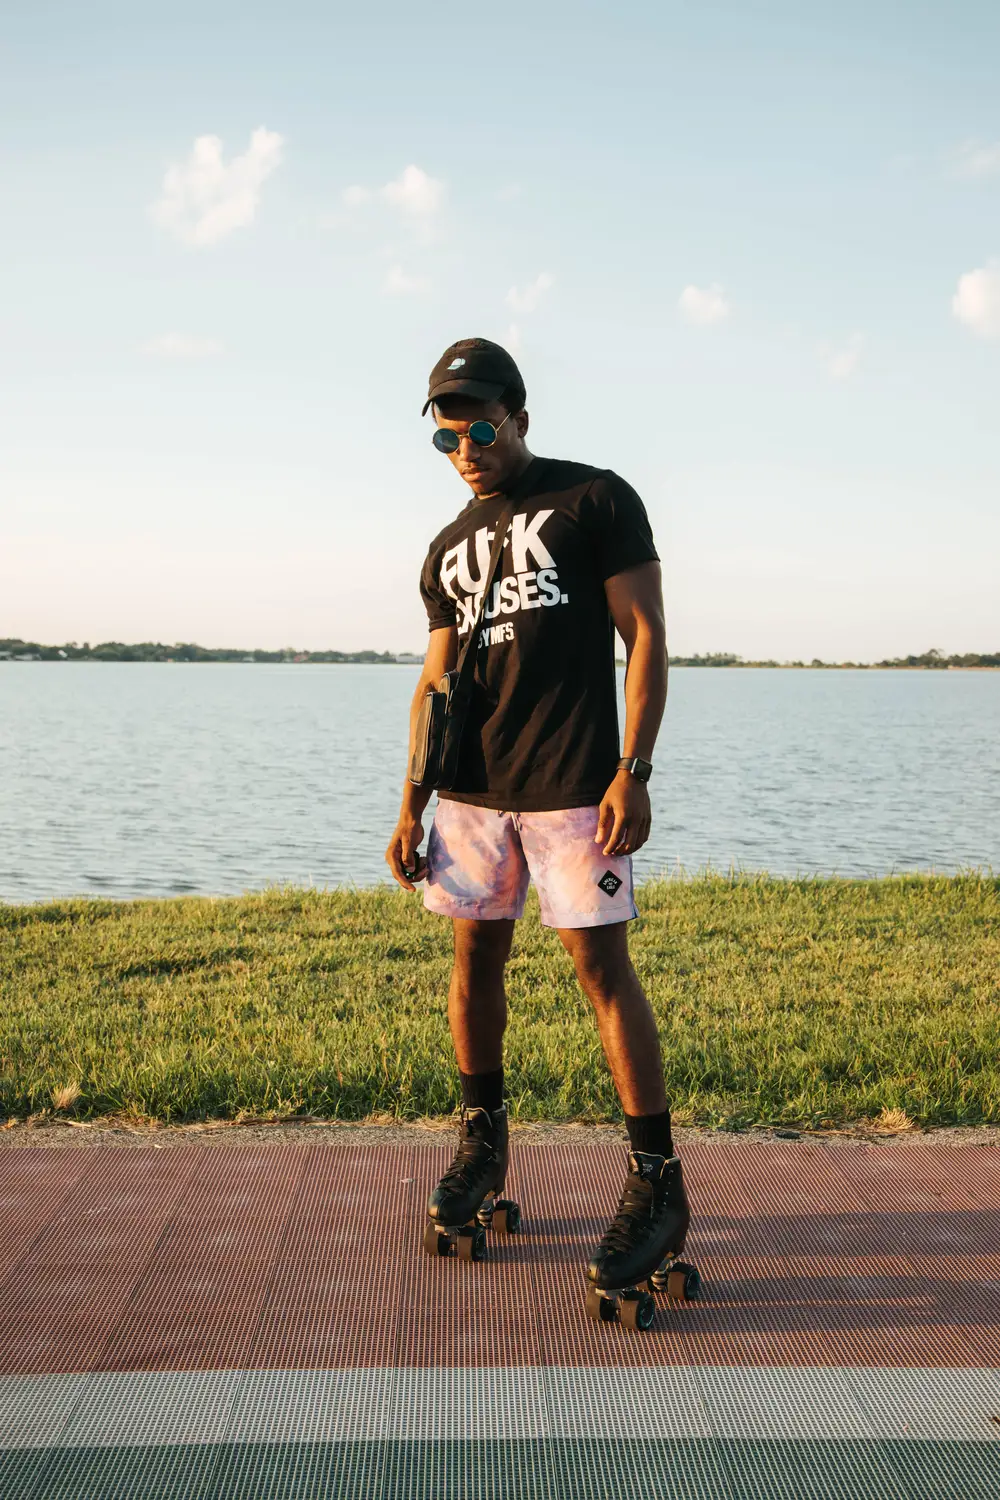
left=422, top=799, right=638, bottom=929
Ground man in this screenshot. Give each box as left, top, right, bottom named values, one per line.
left=385, top=338, right=696, bottom=1326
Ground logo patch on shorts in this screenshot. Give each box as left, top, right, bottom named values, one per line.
left=598, top=870, right=623, bottom=897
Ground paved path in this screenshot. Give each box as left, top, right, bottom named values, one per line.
left=1, top=1139, right=998, bottom=1497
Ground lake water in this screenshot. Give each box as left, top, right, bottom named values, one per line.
left=1, top=664, right=997, bottom=903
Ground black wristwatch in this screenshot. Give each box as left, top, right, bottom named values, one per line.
left=617, top=755, right=653, bottom=782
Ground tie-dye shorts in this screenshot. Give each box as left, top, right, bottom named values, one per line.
left=422, top=799, right=638, bottom=929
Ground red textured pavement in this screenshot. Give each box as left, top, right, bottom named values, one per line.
left=1, top=1139, right=997, bottom=1376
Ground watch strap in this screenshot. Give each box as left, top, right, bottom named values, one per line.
left=617, top=755, right=653, bottom=781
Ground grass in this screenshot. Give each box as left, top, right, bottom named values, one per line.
left=1, top=875, right=998, bottom=1130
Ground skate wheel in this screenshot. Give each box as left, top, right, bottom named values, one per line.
left=457, top=1226, right=487, bottom=1262
left=666, top=1263, right=701, bottom=1300
left=423, top=1222, right=450, bottom=1257
left=585, top=1286, right=617, bottom=1323
left=620, top=1291, right=655, bottom=1331
left=492, top=1199, right=521, bottom=1234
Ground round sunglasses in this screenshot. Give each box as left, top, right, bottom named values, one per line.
left=432, top=411, right=511, bottom=454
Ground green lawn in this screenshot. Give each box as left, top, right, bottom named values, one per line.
left=1, top=875, right=997, bottom=1129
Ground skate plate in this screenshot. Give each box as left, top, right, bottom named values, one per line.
left=422, top=1196, right=521, bottom=1261
left=586, top=1258, right=702, bottom=1330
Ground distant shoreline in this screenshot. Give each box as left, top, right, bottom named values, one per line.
left=2, top=639, right=998, bottom=671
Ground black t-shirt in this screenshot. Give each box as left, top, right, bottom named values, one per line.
left=419, top=457, right=659, bottom=812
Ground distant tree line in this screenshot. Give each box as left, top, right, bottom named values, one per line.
left=668, top=649, right=1000, bottom=669
left=0, top=639, right=403, bottom=664
left=2, top=639, right=998, bottom=668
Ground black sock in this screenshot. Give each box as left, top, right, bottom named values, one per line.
left=460, top=1067, right=504, bottom=1115
left=625, top=1109, right=674, bottom=1159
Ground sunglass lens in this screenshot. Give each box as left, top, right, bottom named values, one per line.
left=468, top=420, right=498, bottom=446
left=432, top=428, right=460, bottom=453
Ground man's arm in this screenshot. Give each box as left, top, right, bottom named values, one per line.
left=385, top=625, right=458, bottom=890
left=596, top=561, right=668, bottom=857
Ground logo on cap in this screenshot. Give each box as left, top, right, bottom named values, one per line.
left=447, top=357, right=466, bottom=370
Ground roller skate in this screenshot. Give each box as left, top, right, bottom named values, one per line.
left=422, top=1105, right=522, bottom=1262
left=585, top=1150, right=701, bottom=1330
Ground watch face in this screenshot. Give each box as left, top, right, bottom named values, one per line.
left=619, top=755, right=652, bottom=781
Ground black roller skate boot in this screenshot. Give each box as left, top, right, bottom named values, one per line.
left=585, top=1150, right=701, bottom=1330
left=423, top=1105, right=522, bottom=1262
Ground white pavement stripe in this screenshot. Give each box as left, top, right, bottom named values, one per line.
left=1, top=1367, right=999, bottom=1450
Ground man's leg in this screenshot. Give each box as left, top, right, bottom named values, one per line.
left=448, top=917, right=515, bottom=1110
left=513, top=807, right=692, bottom=1307
left=419, top=806, right=529, bottom=1245
left=560, top=919, right=695, bottom=1305
left=558, top=921, right=672, bottom=1156
left=421, top=798, right=530, bottom=1107
left=424, top=917, right=519, bottom=1238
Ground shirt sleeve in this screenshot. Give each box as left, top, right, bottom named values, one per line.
left=419, top=543, right=457, bottom=632
left=585, top=471, right=659, bottom=581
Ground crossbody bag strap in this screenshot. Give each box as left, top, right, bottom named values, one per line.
left=449, top=495, right=518, bottom=706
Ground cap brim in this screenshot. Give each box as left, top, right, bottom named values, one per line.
left=421, top=378, right=506, bottom=416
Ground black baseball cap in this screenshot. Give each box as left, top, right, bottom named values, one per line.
left=422, top=337, right=525, bottom=416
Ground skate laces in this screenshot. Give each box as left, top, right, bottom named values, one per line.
left=598, top=1154, right=677, bottom=1258
left=598, top=1169, right=659, bottom=1256
left=440, top=1112, right=496, bottom=1190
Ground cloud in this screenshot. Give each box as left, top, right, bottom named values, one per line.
left=383, top=265, right=429, bottom=295
left=506, top=272, right=554, bottom=314
left=952, top=139, right=1000, bottom=180
left=342, top=164, right=445, bottom=221
left=819, top=332, right=864, bottom=380
left=150, top=127, right=284, bottom=247
left=505, top=323, right=521, bottom=354
left=143, top=332, right=224, bottom=359
left=382, top=164, right=445, bottom=218
left=952, top=261, right=1000, bottom=338
left=678, top=282, right=730, bottom=325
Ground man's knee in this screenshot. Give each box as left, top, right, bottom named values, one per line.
left=452, top=919, right=514, bottom=986
left=560, top=924, right=632, bottom=1003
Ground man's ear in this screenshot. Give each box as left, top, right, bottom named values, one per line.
left=515, top=409, right=529, bottom=439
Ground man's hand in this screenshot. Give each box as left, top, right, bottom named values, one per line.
left=595, top=769, right=652, bottom=857
left=385, top=817, right=427, bottom=891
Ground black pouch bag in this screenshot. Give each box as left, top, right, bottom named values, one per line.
left=409, top=496, right=518, bottom=790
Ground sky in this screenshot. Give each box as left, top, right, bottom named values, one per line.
left=1, top=0, right=998, bottom=659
